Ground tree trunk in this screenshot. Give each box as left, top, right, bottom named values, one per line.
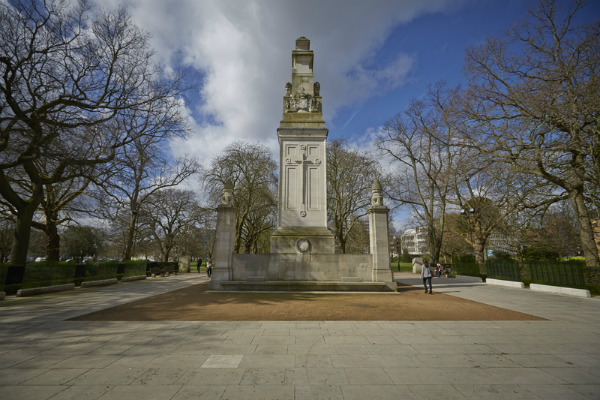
left=427, top=225, right=442, bottom=264
left=9, top=203, right=38, bottom=266
left=570, top=190, right=600, bottom=268
left=45, top=220, right=60, bottom=262
left=123, top=212, right=138, bottom=261
left=338, top=231, right=347, bottom=254
left=473, top=238, right=486, bottom=274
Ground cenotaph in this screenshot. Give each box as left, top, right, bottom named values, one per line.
left=209, top=37, right=396, bottom=292
left=270, top=36, right=335, bottom=255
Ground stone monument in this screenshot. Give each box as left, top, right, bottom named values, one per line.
left=270, top=36, right=335, bottom=255
left=209, top=37, right=396, bottom=292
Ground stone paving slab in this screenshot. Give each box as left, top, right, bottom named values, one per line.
left=0, top=273, right=599, bottom=399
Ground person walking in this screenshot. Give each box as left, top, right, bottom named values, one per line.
left=196, top=258, right=202, bottom=273
left=206, top=258, right=213, bottom=278
left=421, top=259, right=433, bottom=294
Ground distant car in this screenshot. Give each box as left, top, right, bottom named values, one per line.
left=35, top=257, right=46, bottom=262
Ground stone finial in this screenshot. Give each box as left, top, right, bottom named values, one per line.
left=222, top=179, right=234, bottom=205
left=314, top=82, right=320, bottom=96
left=371, top=179, right=383, bottom=206
left=296, top=36, right=310, bottom=50
left=285, top=82, right=292, bottom=96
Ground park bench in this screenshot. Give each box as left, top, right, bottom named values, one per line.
left=164, top=263, right=178, bottom=275
left=435, top=265, right=453, bottom=278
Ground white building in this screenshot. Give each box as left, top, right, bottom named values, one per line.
left=401, top=227, right=429, bottom=256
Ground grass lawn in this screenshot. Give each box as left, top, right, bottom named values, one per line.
left=391, top=262, right=413, bottom=272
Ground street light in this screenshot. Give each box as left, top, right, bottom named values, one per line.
left=396, top=240, right=400, bottom=270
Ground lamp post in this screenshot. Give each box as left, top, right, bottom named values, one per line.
left=396, top=240, right=400, bottom=270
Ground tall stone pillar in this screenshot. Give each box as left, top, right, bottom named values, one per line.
left=209, top=180, right=236, bottom=290
left=368, top=179, right=394, bottom=283
left=270, top=37, right=334, bottom=254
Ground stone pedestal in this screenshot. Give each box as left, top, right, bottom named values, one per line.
left=412, top=257, right=423, bottom=274
left=368, top=180, right=394, bottom=283
left=209, top=181, right=236, bottom=290
left=270, top=227, right=334, bottom=254
left=178, top=256, right=190, bottom=273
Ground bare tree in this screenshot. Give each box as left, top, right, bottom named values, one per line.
left=0, top=214, right=13, bottom=262
left=0, top=158, right=99, bottom=261
left=327, top=139, right=380, bottom=253
left=449, top=159, right=544, bottom=268
left=203, top=142, right=277, bottom=254
left=439, top=212, right=472, bottom=263
left=462, top=0, right=600, bottom=267
left=97, top=114, right=198, bottom=260
left=0, top=1, right=188, bottom=265
left=377, top=82, right=467, bottom=264
left=344, top=218, right=370, bottom=254
left=61, top=225, right=104, bottom=263
left=141, top=188, right=201, bottom=262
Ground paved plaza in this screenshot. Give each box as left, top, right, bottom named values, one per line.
left=1, top=273, right=599, bottom=400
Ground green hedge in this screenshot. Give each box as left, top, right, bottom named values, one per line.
left=587, top=285, right=600, bottom=296
left=84, top=260, right=118, bottom=283
left=21, top=262, right=77, bottom=289
left=528, top=260, right=586, bottom=289
left=124, top=260, right=147, bottom=277
left=453, top=260, right=481, bottom=277
left=486, top=260, right=521, bottom=282
left=0, top=263, right=8, bottom=292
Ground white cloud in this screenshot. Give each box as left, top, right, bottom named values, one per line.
left=92, top=0, right=462, bottom=166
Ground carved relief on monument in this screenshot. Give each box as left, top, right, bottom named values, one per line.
left=296, top=238, right=311, bottom=253
left=282, top=142, right=323, bottom=216
left=285, top=94, right=322, bottom=113
left=314, top=82, right=320, bottom=96
left=299, top=77, right=311, bottom=94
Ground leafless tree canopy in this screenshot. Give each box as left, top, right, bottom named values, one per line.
left=327, top=139, right=380, bottom=253
left=139, top=188, right=202, bottom=262
left=461, top=0, right=600, bottom=267
left=378, top=82, right=468, bottom=264
left=0, top=1, right=189, bottom=264
left=203, top=141, right=277, bottom=254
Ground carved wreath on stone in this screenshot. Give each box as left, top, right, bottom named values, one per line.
left=285, top=93, right=322, bottom=113
left=296, top=238, right=311, bottom=253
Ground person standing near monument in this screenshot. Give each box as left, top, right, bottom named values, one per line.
left=197, top=258, right=202, bottom=273
left=421, top=259, right=433, bottom=294
left=206, top=258, right=212, bottom=278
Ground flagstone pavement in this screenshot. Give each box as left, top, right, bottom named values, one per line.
left=0, top=272, right=599, bottom=400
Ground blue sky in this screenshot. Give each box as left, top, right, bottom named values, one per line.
left=92, top=0, right=599, bottom=227
left=328, top=0, right=530, bottom=141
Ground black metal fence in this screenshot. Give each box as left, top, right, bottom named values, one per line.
left=453, top=260, right=481, bottom=277
left=528, top=260, right=586, bottom=289
left=486, top=260, right=521, bottom=282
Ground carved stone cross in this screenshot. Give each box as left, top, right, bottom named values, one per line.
left=292, top=144, right=321, bottom=217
